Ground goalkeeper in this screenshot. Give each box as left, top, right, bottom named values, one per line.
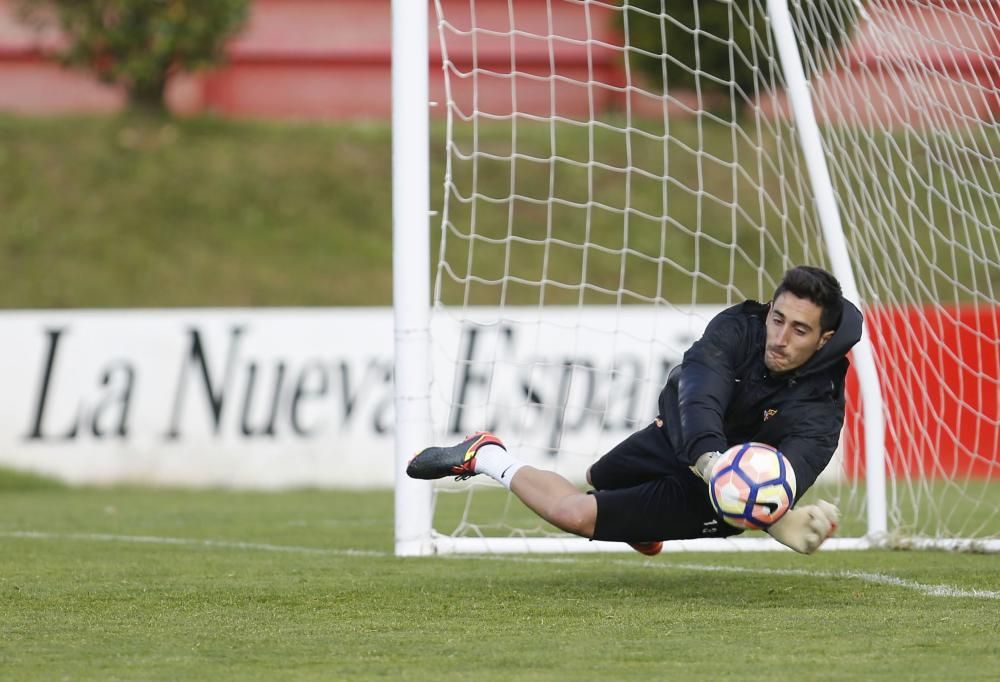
left=407, top=265, right=862, bottom=555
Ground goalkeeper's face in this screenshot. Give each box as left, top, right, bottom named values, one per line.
left=764, top=292, right=835, bottom=374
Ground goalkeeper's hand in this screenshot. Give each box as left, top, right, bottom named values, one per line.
left=689, top=451, right=722, bottom=483
left=766, top=500, right=839, bottom=554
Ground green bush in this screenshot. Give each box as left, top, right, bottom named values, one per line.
left=622, top=0, right=857, bottom=116
left=16, top=0, right=250, bottom=114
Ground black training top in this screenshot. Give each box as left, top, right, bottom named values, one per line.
left=656, top=298, right=864, bottom=500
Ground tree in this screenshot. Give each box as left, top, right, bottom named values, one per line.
left=16, top=0, right=250, bottom=114
left=622, top=0, right=858, bottom=118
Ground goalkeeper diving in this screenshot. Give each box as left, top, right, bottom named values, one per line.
left=407, top=265, right=861, bottom=555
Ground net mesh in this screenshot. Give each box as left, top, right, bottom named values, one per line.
left=425, top=0, right=999, bottom=549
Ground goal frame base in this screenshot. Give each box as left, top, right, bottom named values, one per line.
left=420, top=535, right=1000, bottom=555
left=424, top=535, right=873, bottom=554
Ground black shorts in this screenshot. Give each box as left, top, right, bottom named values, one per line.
left=588, top=422, right=744, bottom=543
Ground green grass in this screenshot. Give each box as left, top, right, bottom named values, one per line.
left=2, top=469, right=999, bottom=681
left=0, top=114, right=395, bottom=307
left=2, top=113, right=995, bottom=309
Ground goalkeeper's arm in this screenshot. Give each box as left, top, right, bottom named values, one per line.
left=690, top=451, right=839, bottom=555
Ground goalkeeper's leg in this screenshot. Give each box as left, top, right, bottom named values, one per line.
left=406, top=431, right=597, bottom=536
left=405, top=425, right=736, bottom=545
left=507, top=466, right=597, bottom=538
left=405, top=425, right=722, bottom=547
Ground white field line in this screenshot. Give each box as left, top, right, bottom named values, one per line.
left=466, top=554, right=1000, bottom=600
left=1, top=530, right=383, bottom=558
left=3, top=530, right=998, bottom=600
left=669, top=562, right=1000, bottom=600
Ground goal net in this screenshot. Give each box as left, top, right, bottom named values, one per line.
left=393, top=0, right=999, bottom=554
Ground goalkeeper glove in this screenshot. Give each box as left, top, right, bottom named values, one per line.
left=766, top=500, right=840, bottom=554
left=689, top=451, right=722, bottom=483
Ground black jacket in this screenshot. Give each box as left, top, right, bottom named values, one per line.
left=657, top=299, right=864, bottom=499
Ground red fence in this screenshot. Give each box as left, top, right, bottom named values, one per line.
left=0, top=0, right=997, bottom=121
left=844, top=304, right=999, bottom=480
left=0, top=0, right=622, bottom=119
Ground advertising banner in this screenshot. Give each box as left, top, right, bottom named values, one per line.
left=0, top=307, right=716, bottom=488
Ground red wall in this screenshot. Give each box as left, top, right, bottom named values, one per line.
left=844, top=305, right=999, bottom=480
left=0, top=0, right=622, bottom=119
left=0, top=0, right=996, bottom=122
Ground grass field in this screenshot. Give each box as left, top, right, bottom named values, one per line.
left=0, top=114, right=396, bottom=308
left=2, top=469, right=998, bottom=681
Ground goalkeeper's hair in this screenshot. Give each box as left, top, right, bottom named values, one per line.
left=773, top=266, right=844, bottom=333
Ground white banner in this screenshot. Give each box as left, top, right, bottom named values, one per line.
left=0, top=307, right=719, bottom=488
left=425, top=305, right=720, bottom=481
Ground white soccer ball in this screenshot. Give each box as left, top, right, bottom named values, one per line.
left=709, top=442, right=796, bottom=529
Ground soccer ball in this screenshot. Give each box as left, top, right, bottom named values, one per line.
left=709, top=442, right=796, bottom=530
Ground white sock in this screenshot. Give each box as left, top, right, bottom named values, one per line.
left=474, top=443, right=526, bottom=490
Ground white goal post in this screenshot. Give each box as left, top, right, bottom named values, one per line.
left=393, top=0, right=999, bottom=555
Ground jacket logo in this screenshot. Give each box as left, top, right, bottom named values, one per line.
left=763, top=408, right=778, bottom=422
